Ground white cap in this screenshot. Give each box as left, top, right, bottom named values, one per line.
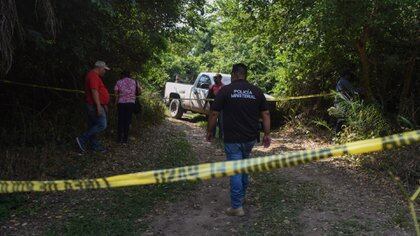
left=94, top=61, right=110, bottom=70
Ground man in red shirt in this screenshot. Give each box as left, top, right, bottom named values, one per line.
left=76, top=61, right=110, bottom=153
left=207, top=74, right=224, bottom=138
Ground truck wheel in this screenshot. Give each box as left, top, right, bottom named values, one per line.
left=169, top=99, right=184, bottom=119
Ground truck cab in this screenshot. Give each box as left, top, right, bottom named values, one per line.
left=164, top=72, right=274, bottom=119
left=188, top=73, right=231, bottom=114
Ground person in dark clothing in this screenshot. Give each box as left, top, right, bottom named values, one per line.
left=207, top=63, right=271, bottom=217
left=206, top=74, right=225, bottom=138
left=336, top=70, right=359, bottom=101
left=175, top=74, right=182, bottom=83
left=334, top=69, right=360, bottom=133
left=114, top=71, right=141, bottom=143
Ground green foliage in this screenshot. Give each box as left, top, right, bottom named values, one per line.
left=332, top=97, right=392, bottom=143
left=138, top=90, right=166, bottom=126
left=0, top=0, right=206, bottom=148
left=0, top=99, right=85, bottom=147
left=0, top=195, right=28, bottom=221
left=311, top=118, right=333, bottom=132
left=45, top=134, right=198, bottom=235
left=397, top=115, right=416, bottom=130
left=151, top=0, right=419, bottom=124
left=0, top=128, right=199, bottom=234
left=328, top=95, right=419, bottom=186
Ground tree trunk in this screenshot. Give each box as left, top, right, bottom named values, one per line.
left=398, top=56, right=416, bottom=118
left=356, top=26, right=374, bottom=101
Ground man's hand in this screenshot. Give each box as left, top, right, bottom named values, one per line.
left=114, top=94, right=119, bottom=107
left=206, top=132, right=213, bottom=142
left=261, top=110, right=271, bottom=148
left=263, top=134, right=271, bottom=148
left=92, top=89, right=103, bottom=116
left=96, top=105, right=103, bottom=116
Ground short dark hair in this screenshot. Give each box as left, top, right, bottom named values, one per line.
left=232, top=63, right=247, bottom=78
left=214, top=73, right=222, bottom=80
left=121, top=70, right=131, bottom=78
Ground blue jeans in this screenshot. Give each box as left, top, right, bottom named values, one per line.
left=78, top=104, right=107, bottom=150
left=224, top=140, right=256, bottom=209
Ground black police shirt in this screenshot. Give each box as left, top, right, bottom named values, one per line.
left=211, top=79, right=268, bottom=143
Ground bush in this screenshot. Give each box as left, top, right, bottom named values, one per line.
left=0, top=97, right=85, bottom=147
left=0, top=87, right=167, bottom=183
left=330, top=97, right=392, bottom=143
left=329, top=96, right=418, bottom=186
left=138, top=90, right=166, bottom=126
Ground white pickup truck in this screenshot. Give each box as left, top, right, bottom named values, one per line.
left=164, top=72, right=274, bottom=118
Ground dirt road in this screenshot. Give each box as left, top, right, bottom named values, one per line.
left=0, top=117, right=412, bottom=235
left=147, top=117, right=412, bottom=235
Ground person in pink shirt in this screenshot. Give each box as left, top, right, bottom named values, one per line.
left=114, top=71, right=141, bottom=143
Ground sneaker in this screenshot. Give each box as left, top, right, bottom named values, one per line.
left=226, top=207, right=245, bottom=217
left=76, top=137, right=86, bottom=152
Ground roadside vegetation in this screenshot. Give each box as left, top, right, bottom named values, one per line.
left=1, top=0, right=417, bottom=183
left=0, top=122, right=198, bottom=234
left=144, top=0, right=418, bottom=188
left=0, top=0, right=418, bottom=234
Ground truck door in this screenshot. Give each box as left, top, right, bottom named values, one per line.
left=190, top=75, right=211, bottom=113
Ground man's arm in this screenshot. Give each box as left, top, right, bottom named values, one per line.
left=114, top=92, right=119, bottom=106
left=92, top=89, right=102, bottom=116
left=204, top=87, right=214, bottom=109
left=206, top=110, right=219, bottom=141
left=261, top=110, right=271, bottom=148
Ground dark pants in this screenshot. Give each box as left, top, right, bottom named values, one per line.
left=212, top=112, right=224, bottom=139
left=117, top=103, right=135, bottom=142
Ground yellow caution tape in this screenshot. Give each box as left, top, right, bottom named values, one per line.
left=164, top=93, right=333, bottom=102
left=0, top=130, right=418, bottom=193
left=164, top=97, right=214, bottom=102
left=411, top=187, right=420, bottom=201
left=0, top=80, right=125, bottom=97
left=1, top=80, right=331, bottom=102
left=1, top=80, right=85, bottom=94
left=267, top=93, right=334, bottom=101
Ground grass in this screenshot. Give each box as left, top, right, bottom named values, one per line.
left=182, top=112, right=207, bottom=124
left=329, top=218, right=373, bottom=235
left=391, top=209, right=412, bottom=229
left=45, top=182, right=197, bottom=235
left=243, top=172, right=324, bottom=235
left=0, top=126, right=199, bottom=235
left=44, top=133, right=198, bottom=235
left=0, top=195, right=28, bottom=221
